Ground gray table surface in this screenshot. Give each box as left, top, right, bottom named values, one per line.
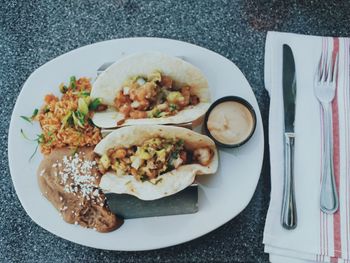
left=1, top=1, right=350, bottom=262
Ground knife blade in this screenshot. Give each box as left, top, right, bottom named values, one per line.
left=281, top=44, right=297, bottom=230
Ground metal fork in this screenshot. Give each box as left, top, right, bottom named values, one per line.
left=314, top=46, right=339, bottom=214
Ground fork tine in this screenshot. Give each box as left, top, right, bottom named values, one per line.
left=327, top=49, right=334, bottom=83
left=332, top=52, right=339, bottom=83
left=316, top=51, right=323, bottom=82
left=316, top=47, right=325, bottom=82
left=321, top=46, right=328, bottom=82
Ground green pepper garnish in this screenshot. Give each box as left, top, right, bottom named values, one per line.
left=70, top=76, right=76, bottom=90
left=61, top=111, right=73, bottom=127
left=89, top=98, right=102, bottom=111
left=72, top=111, right=85, bottom=128
left=80, top=91, right=90, bottom=97
left=78, top=98, right=89, bottom=115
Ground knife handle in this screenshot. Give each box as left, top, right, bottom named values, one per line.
left=281, top=132, right=297, bottom=230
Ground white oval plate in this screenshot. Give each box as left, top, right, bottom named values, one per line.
left=8, top=38, right=264, bottom=251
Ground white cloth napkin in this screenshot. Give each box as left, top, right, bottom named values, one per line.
left=264, top=31, right=350, bottom=263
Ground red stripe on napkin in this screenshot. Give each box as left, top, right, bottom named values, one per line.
left=332, top=37, right=342, bottom=258
left=343, top=38, right=349, bottom=260
left=331, top=256, right=338, bottom=263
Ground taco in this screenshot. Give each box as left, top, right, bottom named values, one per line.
left=90, top=52, right=210, bottom=128
left=94, top=125, right=218, bottom=200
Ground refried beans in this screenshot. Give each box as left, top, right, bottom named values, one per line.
left=37, top=146, right=123, bottom=232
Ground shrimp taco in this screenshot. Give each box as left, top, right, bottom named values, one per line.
left=95, top=125, right=218, bottom=200
left=91, top=52, right=210, bottom=128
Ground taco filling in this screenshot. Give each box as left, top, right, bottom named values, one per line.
left=97, top=137, right=213, bottom=182
left=113, top=71, right=200, bottom=120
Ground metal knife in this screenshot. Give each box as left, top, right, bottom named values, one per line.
left=281, top=44, right=297, bottom=230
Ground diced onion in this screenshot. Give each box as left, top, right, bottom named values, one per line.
left=123, top=86, right=130, bottom=95
left=136, top=78, right=146, bottom=86
left=131, top=156, right=142, bottom=169
left=172, top=156, right=183, bottom=169
left=131, top=101, right=140, bottom=108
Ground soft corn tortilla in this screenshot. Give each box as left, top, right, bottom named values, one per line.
left=95, top=125, right=218, bottom=200
left=91, top=52, right=211, bottom=128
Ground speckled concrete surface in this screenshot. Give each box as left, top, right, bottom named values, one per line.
left=1, top=1, right=350, bottom=262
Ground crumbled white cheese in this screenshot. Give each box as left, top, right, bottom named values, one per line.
left=57, top=152, right=99, bottom=198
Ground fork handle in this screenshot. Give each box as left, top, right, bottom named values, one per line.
left=320, top=103, right=338, bottom=214
left=281, top=132, right=297, bottom=230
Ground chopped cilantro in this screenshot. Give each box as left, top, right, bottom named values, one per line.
left=154, top=109, right=161, bottom=118
left=176, top=139, right=184, bottom=147
left=140, top=175, right=148, bottom=182
left=72, top=111, right=85, bottom=128
left=165, top=164, right=174, bottom=173
left=20, top=130, right=45, bottom=161
left=169, top=104, right=177, bottom=112
left=20, top=108, right=39, bottom=124
left=29, top=145, right=39, bottom=161
left=87, top=118, right=95, bottom=127
left=42, top=106, right=50, bottom=113
left=20, top=129, right=32, bottom=140
left=89, top=98, right=102, bottom=111
left=20, top=116, right=32, bottom=124
left=80, top=91, right=90, bottom=97
left=36, top=134, right=45, bottom=144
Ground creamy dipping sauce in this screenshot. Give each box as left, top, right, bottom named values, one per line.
left=207, top=101, right=254, bottom=145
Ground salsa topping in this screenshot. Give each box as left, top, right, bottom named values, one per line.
left=114, top=71, right=200, bottom=120
left=97, top=137, right=213, bottom=182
